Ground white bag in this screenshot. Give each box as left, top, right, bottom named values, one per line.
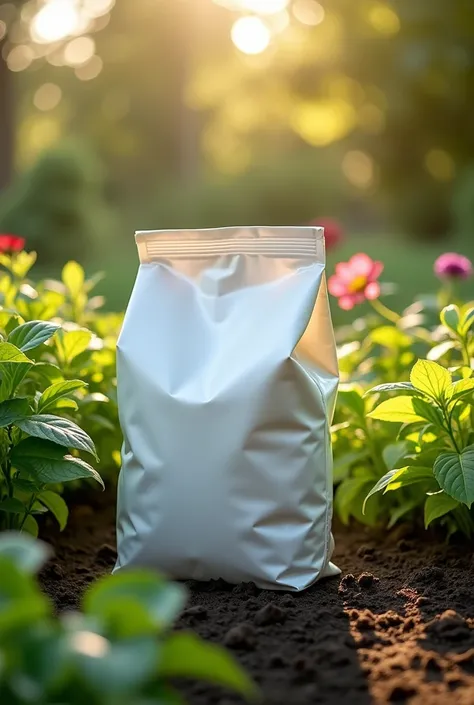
left=115, top=227, right=340, bottom=590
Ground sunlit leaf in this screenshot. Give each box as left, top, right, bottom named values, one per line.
left=365, top=382, right=416, bottom=396
left=38, top=491, right=69, bottom=531
left=8, top=320, right=60, bottom=353
left=55, top=329, right=92, bottom=365
left=445, top=377, right=474, bottom=403
left=410, top=359, right=451, bottom=400
left=0, top=342, right=32, bottom=364
left=38, top=380, right=87, bottom=414
left=440, top=305, right=461, bottom=334
left=367, top=396, right=425, bottom=423
left=427, top=340, right=456, bottom=362
left=62, top=261, right=85, bottom=300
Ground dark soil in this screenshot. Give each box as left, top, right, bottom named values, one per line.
left=39, top=490, right=474, bottom=705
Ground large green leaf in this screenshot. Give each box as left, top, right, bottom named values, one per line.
left=0, top=398, right=29, bottom=427
left=15, top=414, right=97, bottom=458
left=0, top=533, right=51, bottom=574
left=364, top=465, right=434, bottom=511
left=433, top=448, right=474, bottom=506
left=367, top=396, right=425, bottom=423
left=385, top=466, right=435, bottom=492
left=38, top=380, right=87, bottom=414
left=38, top=491, right=69, bottom=531
left=410, top=359, right=451, bottom=400
left=0, top=362, right=34, bottom=399
left=0, top=342, right=32, bottom=364
left=55, top=329, right=92, bottom=365
left=84, top=572, right=187, bottom=631
left=8, top=321, right=60, bottom=353
left=424, top=492, right=459, bottom=528
left=11, top=438, right=104, bottom=487
left=412, top=397, right=445, bottom=430
left=160, top=631, right=257, bottom=700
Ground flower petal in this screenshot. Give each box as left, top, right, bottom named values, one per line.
left=339, top=295, right=356, bottom=310
left=369, top=261, right=384, bottom=280
left=349, top=253, right=374, bottom=277
left=335, top=262, right=355, bottom=282
left=328, top=275, right=348, bottom=296
left=365, top=281, right=381, bottom=300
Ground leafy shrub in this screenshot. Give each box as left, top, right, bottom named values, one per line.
left=0, top=141, right=115, bottom=264
left=0, top=312, right=103, bottom=535
left=332, top=295, right=474, bottom=537
left=0, top=533, right=255, bottom=704
left=0, top=252, right=121, bottom=479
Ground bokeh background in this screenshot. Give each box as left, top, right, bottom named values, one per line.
left=0, top=0, right=473, bottom=320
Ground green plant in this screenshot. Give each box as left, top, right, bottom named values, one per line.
left=0, top=533, right=256, bottom=704
left=364, top=354, right=474, bottom=537
left=0, top=252, right=122, bottom=477
left=0, top=316, right=103, bottom=535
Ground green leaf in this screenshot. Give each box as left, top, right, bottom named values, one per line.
left=333, top=450, right=369, bottom=483
left=445, top=377, right=474, bottom=403
left=337, top=385, right=365, bottom=418
left=11, top=438, right=104, bottom=488
left=382, top=442, right=410, bottom=470
left=364, top=466, right=434, bottom=511
left=38, top=380, right=87, bottom=414
left=0, top=498, right=27, bottom=514
left=72, top=633, right=158, bottom=695
left=55, top=329, right=92, bottom=365
left=412, top=397, right=445, bottom=429
left=0, top=361, right=34, bottom=398
left=84, top=571, right=187, bottom=630
left=388, top=498, right=420, bottom=529
left=0, top=342, right=32, bottom=364
left=0, top=398, right=29, bottom=427
left=433, top=447, right=474, bottom=506
left=365, top=382, right=416, bottom=396
left=336, top=477, right=374, bottom=525
left=10, top=251, right=36, bottom=279
left=8, top=321, right=60, bottom=353
left=440, top=305, right=461, bottom=334
left=22, top=515, right=39, bottom=538
left=410, top=359, right=452, bottom=400
left=160, top=632, right=257, bottom=700
left=370, top=326, right=412, bottom=349
left=15, top=414, right=97, bottom=458
left=385, top=466, right=435, bottom=492
left=38, top=491, right=69, bottom=531
left=367, top=396, right=425, bottom=423
left=33, top=362, right=64, bottom=385
left=0, top=533, right=51, bottom=574
left=62, top=261, right=85, bottom=299
left=425, top=492, right=459, bottom=528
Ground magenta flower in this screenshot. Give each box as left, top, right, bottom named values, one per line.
left=328, top=253, right=383, bottom=310
left=434, top=252, right=472, bottom=279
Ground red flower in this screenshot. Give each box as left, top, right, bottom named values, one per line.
left=308, top=218, right=344, bottom=250
left=328, top=253, right=383, bottom=310
left=0, top=234, right=26, bottom=253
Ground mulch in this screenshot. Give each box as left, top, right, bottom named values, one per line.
left=39, top=488, right=474, bottom=705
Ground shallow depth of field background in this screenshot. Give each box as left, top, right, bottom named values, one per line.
left=0, top=0, right=473, bottom=321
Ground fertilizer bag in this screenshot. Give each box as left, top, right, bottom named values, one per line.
left=115, top=226, right=340, bottom=590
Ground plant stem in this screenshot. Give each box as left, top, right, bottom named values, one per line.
left=19, top=494, right=36, bottom=532
left=460, top=338, right=471, bottom=367
left=370, top=298, right=401, bottom=324
left=442, top=404, right=461, bottom=454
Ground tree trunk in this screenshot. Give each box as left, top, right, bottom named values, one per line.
left=0, top=38, right=14, bottom=191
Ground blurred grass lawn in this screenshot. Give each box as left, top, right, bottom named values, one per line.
left=40, top=233, right=474, bottom=326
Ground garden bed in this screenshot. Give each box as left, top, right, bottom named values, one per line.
left=39, top=489, right=474, bottom=705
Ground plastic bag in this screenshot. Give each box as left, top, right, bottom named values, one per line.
left=115, top=227, right=340, bottom=590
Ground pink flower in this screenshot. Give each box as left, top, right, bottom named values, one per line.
left=328, top=253, right=383, bottom=310
left=0, top=234, right=25, bottom=253
left=434, top=252, right=472, bottom=279
left=309, top=218, right=344, bottom=250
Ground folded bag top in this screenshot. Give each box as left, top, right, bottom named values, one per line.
left=115, top=226, right=340, bottom=591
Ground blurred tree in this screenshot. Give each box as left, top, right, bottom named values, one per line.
left=0, top=140, right=115, bottom=263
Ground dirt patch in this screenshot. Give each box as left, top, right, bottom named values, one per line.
left=39, top=493, right=474, bottom=704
